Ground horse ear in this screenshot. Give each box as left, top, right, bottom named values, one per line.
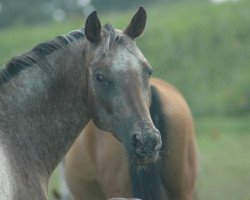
left=85, top=11, right=101, bottom=43
left=124, top=7, right=147, bottom=39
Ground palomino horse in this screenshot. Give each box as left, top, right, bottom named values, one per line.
left=64, top=78, right=198, bottom=200
left=0, top=8, right=161, bottom=199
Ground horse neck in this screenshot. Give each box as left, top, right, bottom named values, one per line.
left=0, top=39, right=90, bottom=182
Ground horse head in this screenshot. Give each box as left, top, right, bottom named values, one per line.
left=84, top=8, right=162, bottom=165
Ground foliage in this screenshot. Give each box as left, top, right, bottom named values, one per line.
left=0, top=21, right=83, bottom=67
left=0, top=0, right=82, bottom=28
left=103, top=1, right=250, bottom=116
left=0, top=0, right=192, bottom=29
left=91, top=0, right=164, bottom=11
left=0, top=1, right=250, bottom=116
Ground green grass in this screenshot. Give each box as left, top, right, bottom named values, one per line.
left=0, top=21, right=83, bottom=66
left=106, top=1, right=250, bottom=116
left=1, top=1, right=250, bottom=116
left=197, top=134, right=250, bottom=200
left=195, top=115, right=250, bottom=200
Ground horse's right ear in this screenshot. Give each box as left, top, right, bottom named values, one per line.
left=124, top=7, right=147, bottom=40
left=85, top=11, right=101, bottom=43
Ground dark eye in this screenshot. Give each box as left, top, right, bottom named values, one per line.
left=95, top=74, right=109, bottom=86
left=148, top=69, right=153, bottom=78
left=96, top=74, right=105, bottom=82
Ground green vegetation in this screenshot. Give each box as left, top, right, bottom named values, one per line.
left=102, top=1, right=250, bottom=116
left=0, top=21, right=83, bottom=65
left=138, top=1, right=250, bottom=116
left=195, top=115, right=250, bottom=200
left=0, top=0, right=166, bottom=28
left=1, top=1, right=250, bottom=116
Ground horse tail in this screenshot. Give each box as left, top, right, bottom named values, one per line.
left=129, top=85, right=168, bottom=200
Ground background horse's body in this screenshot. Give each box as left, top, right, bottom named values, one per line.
left=65, top=78, right=198, bottom=200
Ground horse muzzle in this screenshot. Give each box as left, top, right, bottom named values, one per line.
left=130, top=128, right=162, bottom=166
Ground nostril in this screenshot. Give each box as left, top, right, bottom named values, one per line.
left=131, top=134, right=146, bottom=157
left=131, top=134, right=139, bottom=149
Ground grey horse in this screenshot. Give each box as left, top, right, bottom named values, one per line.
left=0, top=8, right=161, bottom=200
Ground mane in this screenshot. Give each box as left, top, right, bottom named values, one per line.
left=129, top=85, right=169, bottom=200
left=0, top=30, right=85, bottom=85
left=103, top=23, right=120, bottom=51
left=0, top=24, right=119, bottom=86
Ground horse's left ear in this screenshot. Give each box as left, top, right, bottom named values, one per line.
left=85, top=11, right=101, bottom=43
left=124, top=7, right=147, bottom=40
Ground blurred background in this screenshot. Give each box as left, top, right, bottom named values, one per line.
left=0, top=0, right=249, bottom=199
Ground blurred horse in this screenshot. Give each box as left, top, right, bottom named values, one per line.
left=64, top=78, right=198, bottom=200
left=0, top=7, right=161, bottom=199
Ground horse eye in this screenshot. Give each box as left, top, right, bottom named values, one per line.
left=95, top=74, right=109, bottom=86
left=148, top=70, right=153, bottom=78
left=95, top=74, right=105, bottom=82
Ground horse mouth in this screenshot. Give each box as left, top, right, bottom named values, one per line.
left=133, top=155, right=158, bottom=166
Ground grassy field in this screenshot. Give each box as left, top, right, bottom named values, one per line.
left=195, top=115, right=250, bottom=200
left=1, top=1, right=250, bottom=199
left=1, top=1, right=250, bottom=116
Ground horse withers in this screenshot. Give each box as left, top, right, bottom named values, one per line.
left=0, top=7, right=160, bottom=199
left=64, top=78, right=198, bottom=200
